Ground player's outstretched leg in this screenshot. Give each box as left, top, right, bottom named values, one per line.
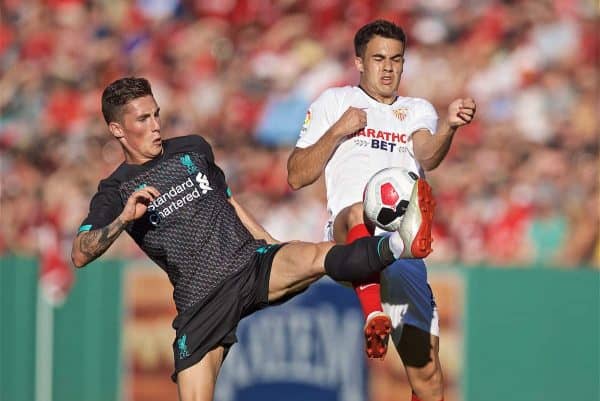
left=397, top=178, right=435, bottom=259
left=324, top=179, right=435, bottom=282
left=267, top=180, right=435, bottom=311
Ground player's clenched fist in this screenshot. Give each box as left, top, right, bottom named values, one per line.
left=333, top=107, right=368, bottom=137
left=447, top=98, right=476, bottom=128
left=120, top=186, right=161, bottom=223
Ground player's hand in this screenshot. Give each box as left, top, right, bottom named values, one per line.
left=120, top=186, right=161, bottom=223
left=448, top=98, right=476, bottom=128
left=333, top=107, right=368, bottom=137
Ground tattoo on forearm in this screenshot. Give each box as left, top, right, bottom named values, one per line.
left=78, top=218, right=127, bottom=262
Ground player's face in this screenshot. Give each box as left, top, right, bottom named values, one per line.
left=355, top=36, right=404, bottom=104
left=113, top=95, right=163, bottom=163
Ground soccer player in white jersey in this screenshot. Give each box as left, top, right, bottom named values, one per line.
left=287, top=20, right=476, bottom=401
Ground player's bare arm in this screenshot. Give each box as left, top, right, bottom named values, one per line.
left=412, top=97, right=476, bottom=171
left=229, top=196, right=279, bottom=244
left=71, top=218, right=128, bottom=268
left=71, top=186, right=160, bottom=267
left=287, top=107, right=367, bottom=190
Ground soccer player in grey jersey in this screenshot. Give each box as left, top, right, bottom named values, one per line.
left=71, top=77, right=435, bottom=401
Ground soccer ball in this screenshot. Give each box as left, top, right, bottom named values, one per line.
left=363, top=167, right=419, bottom=231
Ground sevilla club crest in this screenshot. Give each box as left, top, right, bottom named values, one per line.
left=393, top=107, right=408, bottom=121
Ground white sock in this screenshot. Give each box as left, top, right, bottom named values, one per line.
left=387, top=231, right=405, bottom=259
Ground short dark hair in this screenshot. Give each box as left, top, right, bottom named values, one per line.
left=101, top=77, right=154, bottom=123
left=354, top=20, right=406, bottom=58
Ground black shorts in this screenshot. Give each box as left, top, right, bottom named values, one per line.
left=170, top=243, right=284, bottom=382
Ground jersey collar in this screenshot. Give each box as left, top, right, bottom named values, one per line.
left=358, top=85, right=399, bottom=106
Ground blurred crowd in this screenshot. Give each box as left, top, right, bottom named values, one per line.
left=1, top=0, right=598, bottom=268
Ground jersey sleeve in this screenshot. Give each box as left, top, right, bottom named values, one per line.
left=295, top=88, right=341, bottom=148
left=78, top=181, right=123, bottom=233
left=175, top=134, right=216, bottom=163
left=407, top=99, right=438, bottom=137
left=213, top=162, right=230, bottom=199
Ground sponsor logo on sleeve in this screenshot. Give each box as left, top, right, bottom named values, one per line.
left=300, top=109, right=312, bottom=135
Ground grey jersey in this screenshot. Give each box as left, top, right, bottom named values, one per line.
left=80, top=135, right=265, bottom=313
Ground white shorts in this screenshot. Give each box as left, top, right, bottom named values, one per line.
left=324, top=223, right=439, bottom=341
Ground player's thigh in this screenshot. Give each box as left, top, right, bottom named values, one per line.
left=267, top=241, right=333, bottom=301
left=332, top=202, right=366, bottom=243
left=399, top=327, right=443, bottom=396
left=397, top=324, right=440, bottom=373
left=177, top=346, right=225, bottom=401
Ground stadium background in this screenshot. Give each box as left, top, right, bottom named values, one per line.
left=0, top=1, right=598, bottom=400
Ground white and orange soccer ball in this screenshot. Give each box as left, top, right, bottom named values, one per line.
left=363, top=167, right=419, bottom=231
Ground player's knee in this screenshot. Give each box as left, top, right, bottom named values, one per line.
left=289, top=242, right=332, bottom=277
left=345, top=202, right=365, bottom=226
left=400, top=328, right=443, bottom=399
left=178, top=381, right=213, bottom=401
left=413, top=362, right=442, bottom=387
left=309, top=242, right=333, bottom=274
left=410, top=364, right=443, bottom=399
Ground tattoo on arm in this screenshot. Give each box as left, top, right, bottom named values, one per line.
left=77, top=218, right=127, bottom=263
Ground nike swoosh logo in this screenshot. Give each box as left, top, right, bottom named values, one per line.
left=358, top=283, right=378, bottom=291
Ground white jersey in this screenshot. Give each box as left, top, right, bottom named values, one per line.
left=295, top=85, right=438, bottom=220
